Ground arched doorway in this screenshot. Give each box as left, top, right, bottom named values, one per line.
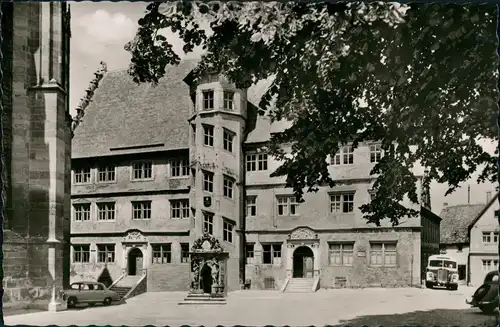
left=293, top=246, right=314, bottom=278
left=200, top=264, right=212, bottom=293
left=128, top=248, right=143, bottom=276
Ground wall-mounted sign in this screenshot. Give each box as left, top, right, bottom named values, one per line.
left=357, top=251, right=366, bottom=257
left=200, top=162, right=216, bottom=170
left=204, top=196, right=212, bottom=208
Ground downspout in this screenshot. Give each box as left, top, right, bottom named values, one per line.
left=240, top=124, right=248, bottom=289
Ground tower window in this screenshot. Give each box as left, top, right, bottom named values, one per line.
left=203, top=125, right=214, bottom=147
left=223, top=91, right=234, bottom=110
left=203, top=171, right=214, bottom=193
left=203, top=90, right=214, bottom=110
left=223, top=129, right=234, bottom=152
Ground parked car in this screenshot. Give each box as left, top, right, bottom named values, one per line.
left=425, top=254, right=459, bottom=290
left=466, top=270, right=499, bottom=314
left=61, top=281, right=121, bottom=308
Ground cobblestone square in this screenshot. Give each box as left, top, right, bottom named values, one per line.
left=5, top=287, right=497, bottom=326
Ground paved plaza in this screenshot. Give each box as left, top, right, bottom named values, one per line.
left=4, top=287, right=498, bottom=326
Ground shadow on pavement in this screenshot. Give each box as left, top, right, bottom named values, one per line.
left=334, top=308, right=498, bottom=327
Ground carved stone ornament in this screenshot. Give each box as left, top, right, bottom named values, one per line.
left=191, top=232, right=224, bottom=252
left=122, top=230, right=147, bottom=243
left=289, top=227, right=318, bottom=240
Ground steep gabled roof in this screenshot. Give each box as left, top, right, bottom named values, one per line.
left=439, top=203, right=485, bottom=244
left=468, top=191, right=499, bottom=230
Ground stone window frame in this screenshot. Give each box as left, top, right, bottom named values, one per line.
left=96, top=201, right=116, bottom=221
left=331, top=145, right=354, bottom=165
left=73, top=202, right=91, bottom=222
left=482, top=231, right=499, bottom=244
left=245, top=243, right=255, bottom=264
left=74, top=167, right=92, bottom=184
left=132, top=200, right=152, bottom=220
left=202, top=89, right=215, bottom=110
left=246, top=153, right=268, bottom=172
left=170, top=158, right=189, bottom=178
left=246, top=196, right=257, bottom=217
left=369, top=241, right=398, bottom=267
left=223, top=90, right=235, bottom=111
left=180, top=243, right=190, bottom=263
left=72, top=244, right=91, bottom=263
left=203, top=124, right=215, bottom=147
left=97, top=244, right=116, bottom=263
left=328, top=242, right=355, bottom=266
left=97, top=164, right=117, bottom=183
left=151, top=244, right=172, bottom=264
left=223, top=128, right=235, bottom=153
left=222, top=218, right=235, bottom=244
left=369, top=143, right=383, bottom=163
left=130, top=161, right=154, bottom=181
left=203, top=211, right=214, bottom=235
left=223, top=175, right=234, bottom=199
left=276, top=195, right=300, bottom=216
left=262, top=243, right=282, bottom=265
left=170, top=199, right=190, bottom=219
left=329, top=192, right=355, bottom=214
left=482, top=259, right=499, bottom=271
left=203, top=171, right=214, bottom=193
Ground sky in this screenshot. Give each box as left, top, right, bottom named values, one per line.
left=69, top=2, right=497, bottom=215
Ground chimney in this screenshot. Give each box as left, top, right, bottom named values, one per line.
left=443, top=202, right=448, bottom=208
left=487, top=191, right=492, bottom=203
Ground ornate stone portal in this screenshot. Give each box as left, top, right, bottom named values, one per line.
left=189, top=233, right=228, bottom=298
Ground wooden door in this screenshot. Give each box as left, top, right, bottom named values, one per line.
left=304, top=257, right=314, bottom=278
left=136, top=256, right=143, bottom=275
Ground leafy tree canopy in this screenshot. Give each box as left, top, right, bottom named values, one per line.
left=126, top=1, right=498, bottom=226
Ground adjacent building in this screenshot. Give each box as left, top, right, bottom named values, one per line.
left=468, top=193, right=500, bottom=286
left=2, top=2, right=72, bottom=310
left=70, top=59, right=441, bottom=292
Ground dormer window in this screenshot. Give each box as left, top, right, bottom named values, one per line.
left=203, top=90, right=214, bottom=110
left=223, top=91, right=234, bottom=110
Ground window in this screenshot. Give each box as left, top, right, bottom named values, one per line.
left=331, top=145, right=354, bottom=165
left=203, top=125, right=214, bottom=146
left=203, top=172, right=214, bottom=193
left=171, top=199, right=190, bottom=219
left=246, top=243, right=255, bottom=264
left=370, top=144, right=383, bottom=163
left=370, top=242, right=397, bottom=266
left=132, top=162, right=152, bottom=180
left=482, top=232, right=499, bottom=243
left=97, top=202, right=115, bottom=221
left=74, top=167, right=91, bottom=184
left=246, top=197, right=257, bottom=217
left=223, top=220, right=234, bottom=243
left=132, top=201, right=152, bottom=220
left=277, top=196, right=299, bottom=216
left=223, top=91, right=234, bottom=110
left=482, top=259, right=499, bottom=271
left=191, top=124, right=196, bottom=145
left=181, top=243, right=190, bottom=263
left=203, top=212, right=214, bottom=235
left=330, top=193, right=355, bottom=213
left=171, top=159, right=189, bottom=177
left=97, top=244, right=115, bottom=263
left=152, top=244, right=171, bottom=264
left=74, top=203, right=91, bottom=221
left=223, top=175, right=234, bottom=199
left=246, top=153, right=268, bottom=171
left=73, top=245, right=90, bottom=263
left=262, top=244, right=282, bottom=265
left=97, top=165, right=116, bottom=182
left=223, top=129, right=234, bottom=152
left=329, top=243, right=354, bottom=266
left=202, top=90, right=214, bottom=110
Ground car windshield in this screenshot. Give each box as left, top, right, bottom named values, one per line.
left=429, top=260, right=457, bottom=268
left=444, top=260, right=457, bottom=269
left=429, top=260, right=443, bottom=267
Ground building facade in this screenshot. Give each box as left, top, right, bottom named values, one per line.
left=70, top=60, right=440, bottom=292
left=468, top=194, right=499, bottom=286
left=1, top=2, right=72, bottom=310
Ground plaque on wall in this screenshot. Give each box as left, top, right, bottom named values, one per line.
left=357, top=251, right=366, bottom=257
left=204, top=196, right=212, bottom=208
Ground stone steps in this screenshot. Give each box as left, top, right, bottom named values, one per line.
left=109, top=286, right=132, bottom=299
left=285, top=278, right=315, bottom=293
left=178, top=293, right=227, bottom=305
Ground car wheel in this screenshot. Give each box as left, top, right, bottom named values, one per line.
left=479, top=304, right=497, bottom=314
left=67, top=297, right=77, bottom=309
left=103, top=297, right=112, bottom=306
left=425, top=282, right=433, bottom=289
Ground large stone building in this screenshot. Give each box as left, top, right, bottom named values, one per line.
left=70, top=59, right=441, bottom=294
left=2, top=2, right=72, bottom=310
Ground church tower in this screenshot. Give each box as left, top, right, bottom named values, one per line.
left=186, top=72, right=248, bottom=291
left=1, top=2, right=71, bottom=311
